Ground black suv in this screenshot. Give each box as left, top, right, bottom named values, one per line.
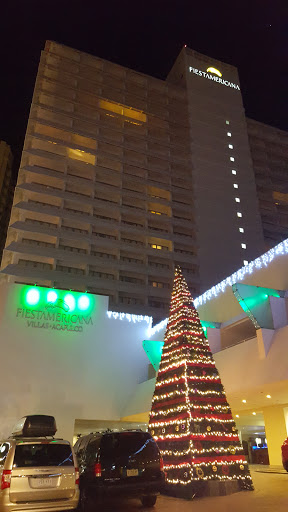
left=74, top=430, right=164, bottom=509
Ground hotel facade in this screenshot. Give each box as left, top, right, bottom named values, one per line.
left=0, top=41, right=267, bottom=318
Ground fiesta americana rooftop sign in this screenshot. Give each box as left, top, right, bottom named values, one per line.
left=189, top=66, right=240, bottom=91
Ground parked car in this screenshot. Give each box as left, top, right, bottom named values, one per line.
left=281, top=436, right=288, bottom=471
left=0, top=415, right=79, bottom=511
left=74, top=429, right=165, bottom=509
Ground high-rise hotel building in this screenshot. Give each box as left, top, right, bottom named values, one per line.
left=0, top=41, right=265, bottom=318
left=246, top=118, right=288, bottom=250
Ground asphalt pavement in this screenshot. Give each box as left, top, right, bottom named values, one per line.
left=90, top=466, right=288, bottom=512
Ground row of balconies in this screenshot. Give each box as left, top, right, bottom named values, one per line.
left=44, top=47, right=187, bottom=102
left=25, top=146, right=193, bottom=191
left=26, top=133, right=192, bottom=176
left=16, top=188, right=194, bottom=227
left=6, top=225, right=199, bottom=272
left=8, top=218, right=197, bottom=258
left=12, top=204, right=196, bottom=249
left=24, top=144, right=193, bottom=194
left=33, top=102, right=191, bottom=158
left=35, top=89, right=191, bottom=143
left=43, top=59, right=188, bottom=109
left=39, top=72, right=190, bottom=129
left=4, top=254, right=198, bottom=301
left=31, top=108, right=191, bottom=156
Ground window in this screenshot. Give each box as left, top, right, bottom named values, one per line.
left=228, top=144, right=234, bottom=149
left=237, top=212, right=242, bottom=218
left=93, top=232, right=117, bottom=240
left=239, top=227, right=244, bottom=233
left=243, top=260, right=248, bottom=266
left=119, top=296, right=143, bottom=305
left=149, top=281, right=169, bottom=289
left=148, top=260, right=169, bottom=269
left=18, top=260, right=52, bottom=270
left=148, top=298, right=169, bottom=309
left=86, top=438, right=101, bottom=464
left=232, top=170, right=237, bottom=175
left=22, top=239, right=55, bottom=248
left=120, top=275, right=144, bottom=284
left=58, top=245, right=86, bottom=254
left=235, top=197, right=240, bottom=203
left=13, top=444, right=73, bottom=467
left=91, top=250, right=116, bottom=259
left=56, top=265, right=85, bottom=275
left=89, top=270, right=114, bottom=279
left=149, top=210, right=164, bottom=216
left=99, top=99, right=146, bottom=123
left=233, top=184, right=238, bottom=189
left=227, top=132, right=232, bottom=137
left=149, top=243, right=169, bottom=251
left=121, top=237, right=144, bottom=246
left=230, top=157, right=235, bottom=162
left=68, top=148, right=95, bottom=165
left=120, top=255, right=143, bottom=264
left=241, top=243, right=247, bottom=249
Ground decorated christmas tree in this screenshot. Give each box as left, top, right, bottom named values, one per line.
left=148, top=266, right=253, bottom=496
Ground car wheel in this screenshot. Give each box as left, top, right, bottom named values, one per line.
left=141, top=495, right=157, bottom=507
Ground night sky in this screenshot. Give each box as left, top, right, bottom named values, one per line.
left=1, top=0, right=287, bottom=175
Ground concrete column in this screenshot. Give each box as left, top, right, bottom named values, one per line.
left=207, top=328, right=221, bottom=353
left=263, top=405, right=288, bottom=466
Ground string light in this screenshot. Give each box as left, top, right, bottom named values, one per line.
left=147, top=239, right=288, bottom=337
left=148, top=265, right=253, bottom=492
left=107, top=311, right=152, bottom=325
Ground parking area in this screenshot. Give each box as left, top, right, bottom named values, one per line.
left=91, top=467, right=288, bottom=512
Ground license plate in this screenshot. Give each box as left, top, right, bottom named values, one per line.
left=127, top=469, right=139, bottom=477
left=30, top=477, right=55, bottom=488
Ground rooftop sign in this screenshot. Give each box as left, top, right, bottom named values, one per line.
left=189, top=66, right=240, bottom=91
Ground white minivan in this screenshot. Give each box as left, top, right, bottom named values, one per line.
left=0, top=415, right=79, bottom=511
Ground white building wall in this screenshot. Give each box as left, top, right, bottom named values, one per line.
left=0, top=283, right=151, bottom=442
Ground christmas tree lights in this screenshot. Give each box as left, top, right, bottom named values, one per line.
left=148, top=266, right=253, bottom=495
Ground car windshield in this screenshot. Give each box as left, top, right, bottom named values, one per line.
left=13, top=443, right=73, bottom=467
left=101, top=432, right=158, bottom=458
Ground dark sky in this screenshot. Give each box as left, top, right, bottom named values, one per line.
left=1, top=0, right=287, bottom=173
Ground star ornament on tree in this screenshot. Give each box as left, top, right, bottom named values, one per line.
left=148, top=265, right=253, bottom=497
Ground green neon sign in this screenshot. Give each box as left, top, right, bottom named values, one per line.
left=23, top=287, right=92, bottom=313
left=18, top=286, right=94, bottom=333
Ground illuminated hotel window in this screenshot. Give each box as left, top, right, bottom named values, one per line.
left=232, top=170, right=237, bottom=175
left=239, top=227, right=244, bottom=233
left=149, top=243, right=169, bottom=251
left=243, top=260, right=248, bottom=266
left=235, top=197, right=240, bottom=202
left=227, top=132, right=232, bottom=137
left=241, top=243, right=247, bottom=249
left=233, top=183, right=238, bottom=189
left=237, top=212, right=242, bottom=217
left=68, top=148, right=95, bottom=165
left=230, top=157, right=235, bottom=162
left=228, top=144, right=233, bottom=149
left=149, top=210, right=163, bottom=216
left=99, top=99, right=146, bottom=123
left=272, top=191, right=288, bottom=203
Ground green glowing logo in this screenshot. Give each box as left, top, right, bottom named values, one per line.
left=24, top=287, right=92, bottom=313
left=17, top=286, right=94, bottom=333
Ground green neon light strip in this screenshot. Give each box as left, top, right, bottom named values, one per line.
left=24, top=286, right=92, bottom=313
